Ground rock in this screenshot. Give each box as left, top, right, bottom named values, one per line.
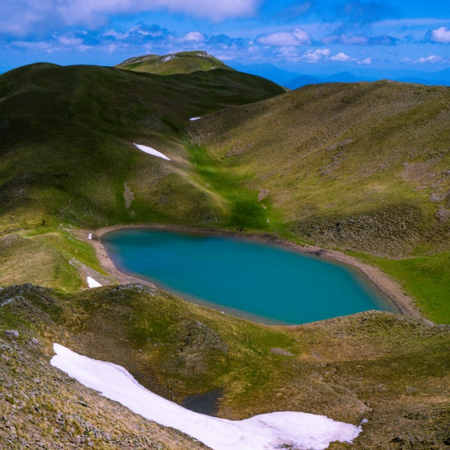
left=5, top=330, right=19, bottom=339
left=27, top=338, right=40, bottom=349
left=436, top=206, right=450, bottom=222
left=258, top=189, right=270, bottom=202
left=270, top=347, right=294, bottom=357
left=430, top=192, right=447, bottom=202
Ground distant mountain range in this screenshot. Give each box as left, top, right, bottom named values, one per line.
left=232, top=62, right=450, bottom=89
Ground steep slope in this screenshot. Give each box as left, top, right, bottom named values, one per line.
left=0, top=285, right=209, bottom=449
left=117, top=51, right=233, bottom=75
left=1, top=283, right=449, bottom=449
left=189, top=80, right=450, bottom=321
left=0, top=62, right=284, bottom=231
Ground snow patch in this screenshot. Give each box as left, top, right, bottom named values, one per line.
left=51, top=343, right=362, bottom=450
left=162, top=54, right=175, bottom=62
left=0, top=298, right=14, bottom=307
left=190, top=117, right=201, bottom=121
left=87, top=277, right=102, bottom=288
left=134, top=144, right=171, bottom=161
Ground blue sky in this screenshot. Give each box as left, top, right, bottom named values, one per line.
left=1, top=0, right=450, bottom=80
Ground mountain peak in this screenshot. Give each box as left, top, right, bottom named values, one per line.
left=116, top=51, right=233, bottom=75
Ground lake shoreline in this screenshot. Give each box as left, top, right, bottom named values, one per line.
left=87, top=223, right=422, bottom=321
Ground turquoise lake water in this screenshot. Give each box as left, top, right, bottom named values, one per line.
left=102, top=229, right=397, bottom=325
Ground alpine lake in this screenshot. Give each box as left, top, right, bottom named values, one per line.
left=102, top=229, right=397, bottom=325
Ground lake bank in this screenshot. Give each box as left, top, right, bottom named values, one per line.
left=86, top=224, right=421, bottom=322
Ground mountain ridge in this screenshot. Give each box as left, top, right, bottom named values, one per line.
left=116, top=50, right=234, bottom=75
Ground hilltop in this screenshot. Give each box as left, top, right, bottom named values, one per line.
left=117, top=51, right=233, bottom=75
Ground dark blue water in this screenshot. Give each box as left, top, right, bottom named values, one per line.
left=102, top=229, right=396, bottom=325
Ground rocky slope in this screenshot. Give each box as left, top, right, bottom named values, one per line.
left=1, top=283, right=449, bottom=449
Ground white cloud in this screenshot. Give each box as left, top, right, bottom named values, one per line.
left=329, top=52, right=371, bottom=65
left=214, top=53, right=236, bottom=61
left=257, top=28, right=311, bottom=46
left=11, top=38, right=93, bottom=53
left=0, top=0, right=260, bottom=36
left=323, top=33, right=398, bottom=46
left=104, top=24, right=166, bottom=41
left=429, top=26, right=450, bottom=44
left=58, top=36, right=83, bottom=46
left=181, top=32, right=205, bottom=42
left=300, top=48, right=330, bottom=63
left=415, top=55, right=444, bottom=64
left=276, top=46, right=301, bottom=62
left=330, top=52, right=352, bottom=62
left=11, top=40, right=55, bottom=52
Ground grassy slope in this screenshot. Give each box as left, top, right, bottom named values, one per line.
left=190, top=81, right=450, bottom=322
left=116, top=51, right=233, bottom=75
left=0, top=62, right=284, bottom=229
left=1, top=283, right=449, bottom=449
left=358, top=251, right=450, bottom=323
left=186, top=142, right=270, bottom=229
left=0, top=228, right=113, bottom=292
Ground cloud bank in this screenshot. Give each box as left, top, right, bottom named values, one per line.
left=0, top=0, right=260, bottom=36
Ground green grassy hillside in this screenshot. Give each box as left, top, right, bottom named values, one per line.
left=0, top=62, right=284, bottom=231
left=117, top=51, right=233, bottom=75
left=1, top=283, right=449, bottom=449
left=189, top=80, right=450, bottom=322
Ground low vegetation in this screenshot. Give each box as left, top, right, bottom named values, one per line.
left=0, top=294, right=208, bottom=449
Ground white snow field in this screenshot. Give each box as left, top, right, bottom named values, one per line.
left=190, top=117, right=201, bottom=121
left=134, top=143, right=171, bottom=161
left=51, top=344, right=362, bottom=450
left=86, top=277, right=102, bottom=288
